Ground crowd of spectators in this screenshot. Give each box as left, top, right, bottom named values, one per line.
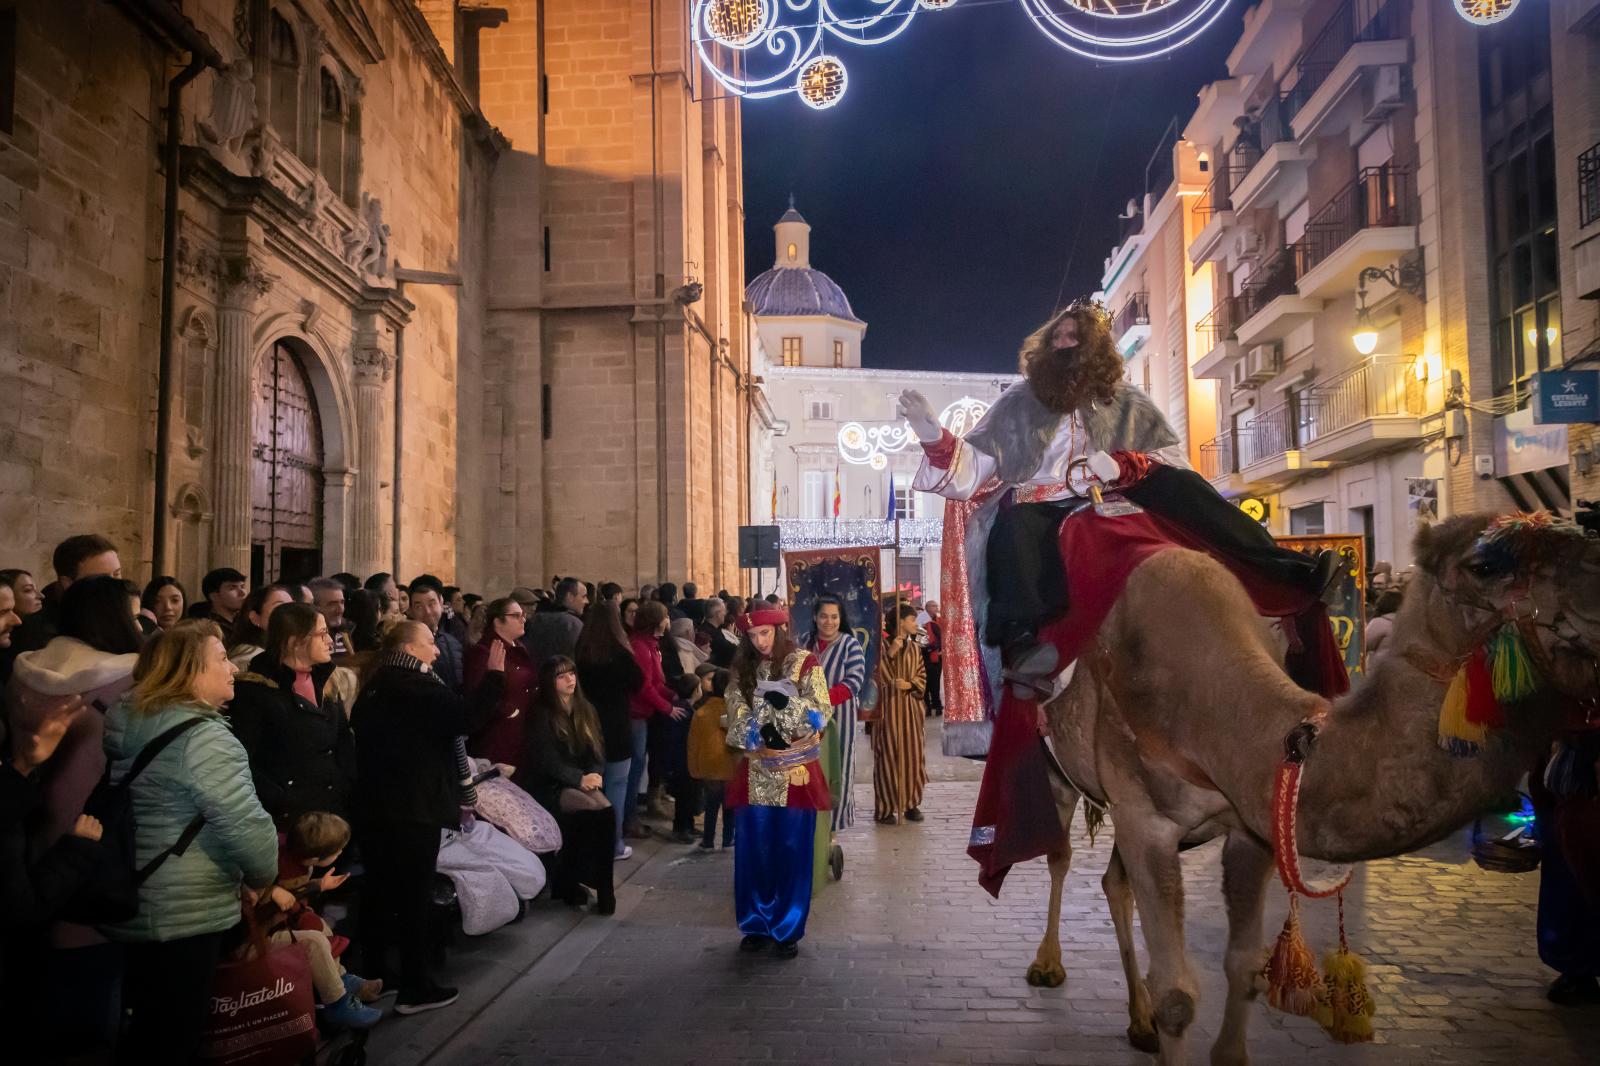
left=0, top=532, right=763, bottom=1063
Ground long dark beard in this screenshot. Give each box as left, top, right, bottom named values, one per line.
left=1025, top=345, right=1086, bottom=415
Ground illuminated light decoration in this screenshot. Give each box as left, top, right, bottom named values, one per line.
left=704, top=0, right=772, bottom=45
left=693, top=0, right=1230, bottom=104
left=798, top=55, right=848, bottom=109
left=837, top=396, right=991, bottom=469
left=1019, top=0, right=1236, bottom=63
left=1453, top=0, right=1519, bottom=25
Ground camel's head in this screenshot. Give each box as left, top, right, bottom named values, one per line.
left=1412, top=511, right=1600, bottom=703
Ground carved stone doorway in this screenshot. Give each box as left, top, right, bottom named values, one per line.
left=251, top=340, right=325, bottom=585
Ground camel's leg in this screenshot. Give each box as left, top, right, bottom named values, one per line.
left=1116, top=816, right=1198, bottom=1066
left=1027, top=845, right=1073, bottom=988
left=1210, top=832, right=1274, bottom=1066
left=1104, top=843, right=1158, bottom=1053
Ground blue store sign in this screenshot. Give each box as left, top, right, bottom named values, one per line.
left=1532, top=369, right=1600, bottom=424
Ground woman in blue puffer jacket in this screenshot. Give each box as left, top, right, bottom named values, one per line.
left=102, top=620, right=278, bottom=1066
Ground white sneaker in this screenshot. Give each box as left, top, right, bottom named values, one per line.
left=615, top=845, right=634, bottom=860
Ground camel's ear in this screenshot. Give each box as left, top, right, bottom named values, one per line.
left=1412, top=521, right=1445, bottom=578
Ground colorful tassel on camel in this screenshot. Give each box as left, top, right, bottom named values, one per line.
left=1263, top=894, right=1327, bottom=1020
left=1437, top=647, right=1499, bottom=756
left=1317, top=893, right=1376, bottom=1043
left=1487, top=622, right=1539, bottom=705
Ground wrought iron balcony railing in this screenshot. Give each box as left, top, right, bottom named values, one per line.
left=1114, top=290, right=1150, bottom=340
left=776, top=517, right=942, bottom=553
left=1580, top=141, right=1600, bottom=229
left=1297, top=165, right=1415, bottom=276
left=1238, top=244, right=1302, bottom=321
left=1298, top=357, right=1423, bottom=446
left=1293, top=0, right=1409, bottom=104
left=1195, top=295, right=1240, bottom=351
left=1197, top=433, right=1238, bottom=481
left=1243, top=400, right=1298, bottom=465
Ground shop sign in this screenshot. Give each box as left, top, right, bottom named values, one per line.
left=1532, top=369, right=1599, bottom=425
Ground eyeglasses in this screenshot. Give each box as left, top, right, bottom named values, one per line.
left=504, top=611, right=525, bottom=621
left=313, top=629, right=332, bottom=640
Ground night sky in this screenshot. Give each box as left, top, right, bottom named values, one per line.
left=740, top=2, right=1245, bottom=374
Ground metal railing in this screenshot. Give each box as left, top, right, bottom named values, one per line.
left=1114, top=290, right=1150, bottom=339
left=1190, top=161, right=1252, bottom=230
left=1238, top=245, right=1302, bottom=321
left=1581, top=141, right=1600, bottom=229
left=1197, top=433, right=1238, bottom=480
left=1195, top=296, right=1240, bottom=351
left=776, top=517, right=942, bottom=553
left=1298, top=165, right=1415, bottom=275
left=1294, top=0, right=1409, bottom=103
left=1243, top=400, right=1297, bottom=465
left=1299, top=357, right=1423, bottom=446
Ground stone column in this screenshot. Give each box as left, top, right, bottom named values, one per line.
left=209, top=257, right=273, bottom=573
left=350, top=343, right=392, bottom=577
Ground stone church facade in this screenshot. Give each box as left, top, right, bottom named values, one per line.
left=0, top=0, right=751, bottom=594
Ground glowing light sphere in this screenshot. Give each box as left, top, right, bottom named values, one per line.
left=1453, top=0, right=1519, bottom=25
left=918, top=0, right=960, bottom=9
left=703, top=0, right=769, bottom=45
left=798, top=56, right=848, bottom=110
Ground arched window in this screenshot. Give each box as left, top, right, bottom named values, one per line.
left=319, top=68, right=344, bottom=200
left=269, top=11, right=299, bottom=152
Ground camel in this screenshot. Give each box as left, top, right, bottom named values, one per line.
left=1019, top=513, right=1600, bottom=1065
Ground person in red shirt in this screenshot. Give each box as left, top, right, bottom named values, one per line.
left=623, top=601, right=684, bottom=836
left=464, top=598, right=535, bottom=772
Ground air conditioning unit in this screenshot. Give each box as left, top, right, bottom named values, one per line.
left=1364, top=65, right=1404, bottom=121
left=1229, top=359, right=1253, bottom=393
left=1243, top=344, right=1281, bottom=385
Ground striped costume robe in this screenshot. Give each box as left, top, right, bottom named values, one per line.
left=813, top=632, right=866, bottom=832
left=872, top=637, right=927, bottom=819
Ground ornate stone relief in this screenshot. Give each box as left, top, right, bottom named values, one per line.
left=197, top=62, right=258, bottom=155
left=220, top=255, right=276, bottom=306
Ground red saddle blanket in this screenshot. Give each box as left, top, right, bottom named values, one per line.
left=969, top=502, right=1348, bottom=897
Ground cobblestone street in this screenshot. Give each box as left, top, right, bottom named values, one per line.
left=369, top=726, right=1599, bottom=1066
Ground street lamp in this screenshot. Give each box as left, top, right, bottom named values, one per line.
left=1349, top=253, right=1425, bottom=356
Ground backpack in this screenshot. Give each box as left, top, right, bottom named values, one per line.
left=62, top=714, right=209, bottom=925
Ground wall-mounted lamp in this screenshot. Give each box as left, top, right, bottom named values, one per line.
left=1351, top=251, right=1425, bottom=355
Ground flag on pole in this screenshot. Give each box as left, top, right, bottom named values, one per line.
left=885, top=472, right=896, bottom=521
left=833, top=464, right=842, bottom=520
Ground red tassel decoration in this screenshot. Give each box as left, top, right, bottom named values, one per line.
left=1263, top=894, right=1327, bottom=1018
left=1463, top=646, right=1504, bottom=728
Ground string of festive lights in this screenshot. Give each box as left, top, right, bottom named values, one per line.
left=692, top=0, right=1238, bottom=106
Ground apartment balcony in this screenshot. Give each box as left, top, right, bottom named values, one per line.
left=1187, top=164, right=1249, bottom=265
left=1576, top=141, right=1600, bottom=299
left=1197, top=433, right=1246, bottom=497
left=1192, top=297, right=1242, bottom=380
left=1289, top=0, right=1411, bottom=144
left=1236, top=245, right=1322, bottom=347
left=1229, top=95, right=1314, bottom=216
left=1227, top=0, right=1315, bottom=76
left=1240, top=400, right=1318, bottom=488
left=1114, top=290, right=1151, bottom=352
left=1299, top=356, right=1426, bottom=464
left=1295, top=166, right=1418, bottom=300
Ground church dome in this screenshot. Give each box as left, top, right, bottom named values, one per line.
left=745, top=201, right=864, bottom=324
left=746, top=265, right=863, bottom=323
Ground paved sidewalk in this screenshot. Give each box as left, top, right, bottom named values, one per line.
left=369, top=723, right=1598, bottom=1065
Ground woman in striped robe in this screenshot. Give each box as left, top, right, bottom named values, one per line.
left=872, top=603, right=927, bottom=824
left=809, top=595, right=866, bottom=833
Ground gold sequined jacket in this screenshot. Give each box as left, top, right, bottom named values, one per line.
left=724, top=650, right=834, bottom=809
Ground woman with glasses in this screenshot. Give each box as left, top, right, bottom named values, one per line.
left=464, top=597, right=536, bottom=771
left=225, top=602, right=357, bottom=826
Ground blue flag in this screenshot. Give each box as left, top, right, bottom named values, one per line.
left=886, top=472, right=896, bottom=520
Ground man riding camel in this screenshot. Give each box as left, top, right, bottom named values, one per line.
left=900, top=299, right=1335, bottom=752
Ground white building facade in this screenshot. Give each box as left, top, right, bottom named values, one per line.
left=746, top=206, right=1018, bottom=601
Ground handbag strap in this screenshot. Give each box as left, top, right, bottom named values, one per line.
left=122, top=717, right=210, bottom=886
